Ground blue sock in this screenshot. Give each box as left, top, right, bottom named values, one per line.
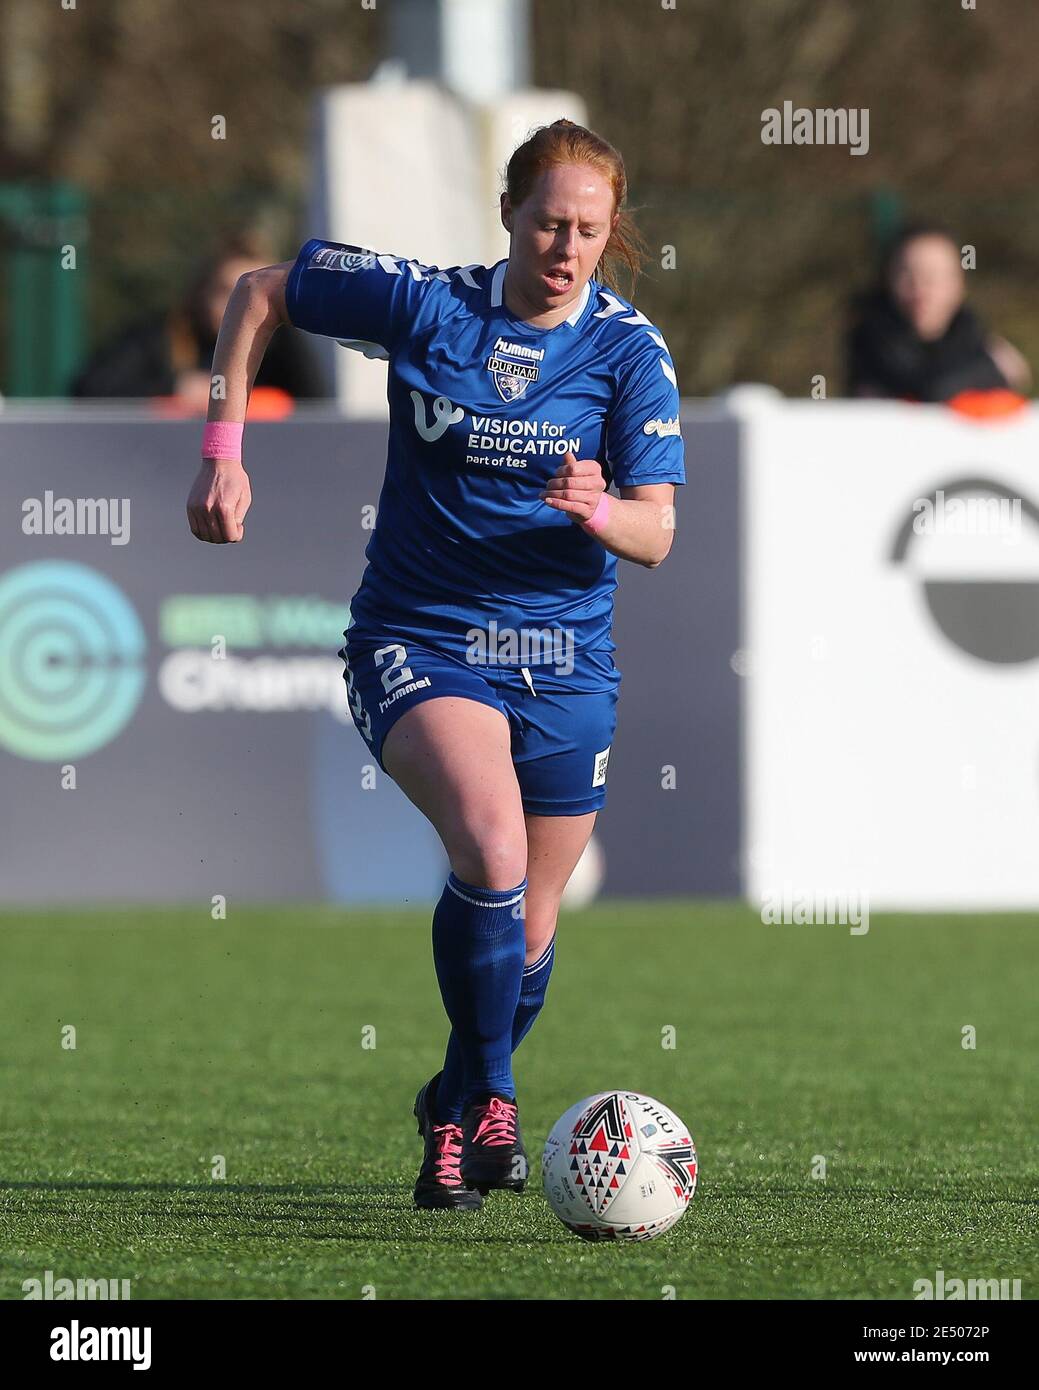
left=430, top=872, right=526, bottom=1118
left=436, top=1033, right=467, bottom=1125
left=435, top=935, right=556, bottom=1124
left=511, top=937, right=556, bottom=1051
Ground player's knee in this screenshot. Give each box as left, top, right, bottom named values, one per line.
left=521, top=892, right=559, bottom=959
left=450, top=825, right=527, bottom=891
left=523, top=918, right=557, bottom=964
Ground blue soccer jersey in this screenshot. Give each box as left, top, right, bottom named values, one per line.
left=285, top=239, right=685, bottom=665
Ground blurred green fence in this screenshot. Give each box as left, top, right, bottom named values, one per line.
left=1, top=183, right=300, bottom=398
left=0, top=182, right=87, bottom=397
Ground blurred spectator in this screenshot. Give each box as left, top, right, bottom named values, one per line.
left=845, top=223, right=1031, bottom=401
left=71, top=232, right=328, bottom=405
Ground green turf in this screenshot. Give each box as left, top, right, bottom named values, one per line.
left=0, top=902, right=1036, bottom=1300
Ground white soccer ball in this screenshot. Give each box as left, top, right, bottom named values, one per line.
left=542, top=1091, right=698, bottom=1241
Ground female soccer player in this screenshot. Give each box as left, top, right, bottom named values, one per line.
left=186, top=120, right=685, bottom=1211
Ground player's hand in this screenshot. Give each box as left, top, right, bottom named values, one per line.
left=538, top=451, right=607, bottom=523
left=186, top=459, right=252, bottom=543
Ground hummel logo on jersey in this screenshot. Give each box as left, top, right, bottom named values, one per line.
left=493, top=338, right=545, bottom=362
left=643, top=415, right=681, bottom=438
left=486, top=337, right=544, bottom=403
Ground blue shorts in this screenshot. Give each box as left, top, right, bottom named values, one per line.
left=338, top=626, right=621, bottom=816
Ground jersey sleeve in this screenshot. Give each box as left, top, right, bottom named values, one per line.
left=604, top=334, right=686, bottom=488
left=284, top=238, right=442, bottom=358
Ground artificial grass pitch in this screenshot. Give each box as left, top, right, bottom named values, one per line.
left=0, top=903, right=1035, bottom=1301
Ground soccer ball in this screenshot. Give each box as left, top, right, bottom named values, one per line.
left=542, top=1091, right=698, bottom=1241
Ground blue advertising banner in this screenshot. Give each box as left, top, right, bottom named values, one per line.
left=0, top=409, right=740, bottom=904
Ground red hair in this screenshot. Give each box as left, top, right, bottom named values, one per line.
left=504, top=119, right=647, bottom=296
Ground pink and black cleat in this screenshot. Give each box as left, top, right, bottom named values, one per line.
left=459, top=1093, right=529, bottom=1195
left=413, top=1073, right=483, bottom=1211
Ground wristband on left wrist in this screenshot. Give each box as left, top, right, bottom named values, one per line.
left=580, top=492, right=613, bottom=535
left=202, top=420, right=244, bottom=462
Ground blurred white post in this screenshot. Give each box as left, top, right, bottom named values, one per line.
left=389, top=0, right=531, bottom=100
left=308, top=0, right=586, bottom=417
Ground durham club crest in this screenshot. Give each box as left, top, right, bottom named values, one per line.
left=486, top=336, right=545, bottom=403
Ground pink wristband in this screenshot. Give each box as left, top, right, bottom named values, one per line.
left=201, top=421, right=244, bottom=461
left=581, top=492, right=613, bottom=535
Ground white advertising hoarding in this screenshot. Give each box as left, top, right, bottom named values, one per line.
left=742, top=399, right=1039, bottom=910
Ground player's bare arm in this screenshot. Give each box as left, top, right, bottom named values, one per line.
left=540, top=451, right=675, bottom=567
left=184, top=261, right=293, bottom=544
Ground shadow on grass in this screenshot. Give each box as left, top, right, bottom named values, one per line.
left=4, top=1180, right=1035, bottom=1204
left=717, top=1185, right=1039, bottom=1204
left=0, top=1181, right=398, bottom=1195
left=0, top=1180, right=556, bottom=1245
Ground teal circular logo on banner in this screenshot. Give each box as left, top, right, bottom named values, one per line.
left=0, top=561, right=147, bottom=760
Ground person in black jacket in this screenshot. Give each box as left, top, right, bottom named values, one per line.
left=846, top=223, right=1030, bottom=401
left=71, top=232, right=329, bottom=405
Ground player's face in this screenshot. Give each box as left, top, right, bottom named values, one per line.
left=888, top=236, right=965, bottom=342
left=502, top=163, right=618, bottom=317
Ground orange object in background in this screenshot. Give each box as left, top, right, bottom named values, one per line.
left=148, top=386, right=295, bottom=420
left=244, top=387, right=295, bottom=420
left=946, top=388, right=1029, bottom=420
